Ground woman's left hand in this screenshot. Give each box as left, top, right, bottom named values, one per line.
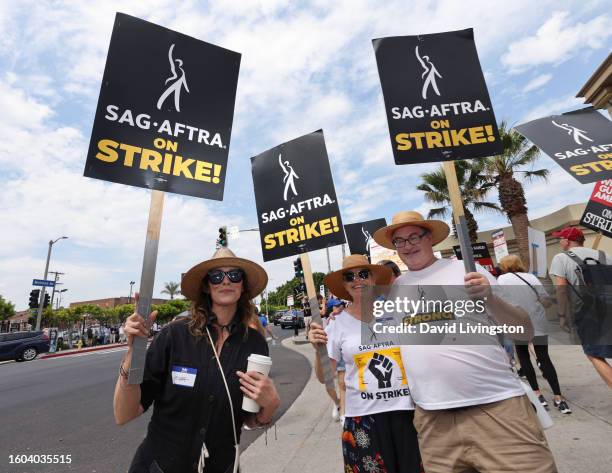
left=237, top=371, right=280, bottom=410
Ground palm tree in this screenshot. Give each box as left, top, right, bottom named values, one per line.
left=161, top=281, right=181, bottom=300
left=483, top=121, right=549, bottom=265
left=417, top=159, right=502, bottom=242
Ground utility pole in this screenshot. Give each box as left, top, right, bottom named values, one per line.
left=48, top=271, right=65, bottom=309
left=325, top=247, right=331, bottom=273
left=36, top=237, right=68, bottom=331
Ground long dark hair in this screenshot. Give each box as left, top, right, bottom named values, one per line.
left=188, top=272, right=258, bottom=339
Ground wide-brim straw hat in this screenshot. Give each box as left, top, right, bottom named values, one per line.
left=181, top=247, right=268, bottom=300
left=324, top=254, right=392, bottom=302
left=373, top=211, right=450, bottom=249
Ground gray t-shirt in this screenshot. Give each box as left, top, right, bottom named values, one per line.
left=549, top=247, right=611, bottom=286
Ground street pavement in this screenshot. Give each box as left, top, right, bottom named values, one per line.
left=0, top=325, right=309, bottom=473
left=243, top=320, right=612, bottom=473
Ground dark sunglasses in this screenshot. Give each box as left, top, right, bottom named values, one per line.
left=207, top=269, right=244, bottom=284
left=342, top=269, right=371, bottom=282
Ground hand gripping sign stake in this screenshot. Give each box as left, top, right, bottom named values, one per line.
left=300, top=252, right=336, bottom=391
left=128, top=190, right=165, bottom=384
left=442, top=161, right=476, bottom=273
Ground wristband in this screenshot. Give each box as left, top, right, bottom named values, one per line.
left=119, top=362, right=129, bottom=379
left=558, top=314, right=566, bottom=319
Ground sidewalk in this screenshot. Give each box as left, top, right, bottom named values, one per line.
left=243, top=332, right=612, bottom=473
left=41, top=341, right=128, bottom=358
left=241, top=336, right=343, bottom=473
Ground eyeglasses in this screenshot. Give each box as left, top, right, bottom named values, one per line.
left=342, top=269, right=371, bottom=282
left=391, top=230, right=429, bottom=249
left=207, top=269, right=244, bottom=284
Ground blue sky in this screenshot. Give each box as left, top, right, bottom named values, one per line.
left=1, top=0, right=610, bottom=310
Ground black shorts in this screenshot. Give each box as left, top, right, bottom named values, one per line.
left=342, top=410, right=422, bottom=473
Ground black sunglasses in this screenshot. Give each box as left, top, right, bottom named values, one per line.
left=207, top=269, right=244, bottom=285
left=342, top=269, right=371, bottom=282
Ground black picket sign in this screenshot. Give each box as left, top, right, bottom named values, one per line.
left=344, top=218, right=387, bottom=258
left=515, top=107, right=612, bottom=184
left=373, top=28, right=502, bottom=165
left=84, top=13, right=241, bottom=200
left=251, top=130, right=345, bottom=262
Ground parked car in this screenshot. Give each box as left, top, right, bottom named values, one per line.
left=270, top=311, right=285, bottom=326
left=0, top=331, right=50, bottom=362
left=279, top=310, right=305, bottom=329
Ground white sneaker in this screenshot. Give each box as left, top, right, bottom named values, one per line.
left=331, top=405, right=340, bottom=421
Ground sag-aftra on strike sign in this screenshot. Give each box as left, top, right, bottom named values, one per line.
left=373, top=28, right=503, bottom=164
left=84, top=13, right=240, bottom=200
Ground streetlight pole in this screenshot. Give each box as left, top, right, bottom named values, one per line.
left=35, top=236, right=67, bottom=331
left=56, top=289, right=68, bottom=310
left=128, top=281, right=135, bottom=303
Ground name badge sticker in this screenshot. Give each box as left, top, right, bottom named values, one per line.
left=171, top=365, right=198, bottom=387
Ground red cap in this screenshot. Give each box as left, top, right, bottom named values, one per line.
left=552, top=226, right=584, bottom=242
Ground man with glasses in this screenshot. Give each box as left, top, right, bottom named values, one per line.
left=373, top=211, right=556, bottom=473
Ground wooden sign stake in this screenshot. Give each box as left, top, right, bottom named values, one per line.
left=128, top=190, right=165, bottom=384
left=442, top=161, right=476, bottom=273
left=592, top=233, right=602, bottom=250
left=300, top=252, right=336, bottom=391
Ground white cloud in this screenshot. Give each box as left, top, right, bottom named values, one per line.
left=518, top=93, right=584, bottom=123
left=522, top=73, right=552, bottom=93
left=1, top=1, right=609, bottom=311
left=502, top=11, right=611, bottom=72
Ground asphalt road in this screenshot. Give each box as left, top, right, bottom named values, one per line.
left=0, top=325, right=310, bottom=473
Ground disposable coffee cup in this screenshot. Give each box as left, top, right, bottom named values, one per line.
left=242, top=354, right=273, bottom=413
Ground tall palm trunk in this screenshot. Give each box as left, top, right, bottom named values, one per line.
left=464, top=207, right=479, bottom=243
left=498, top=175, right=531, bottom=265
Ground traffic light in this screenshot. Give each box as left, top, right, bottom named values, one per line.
left=293, top=258, right=304, bottom=279
left=218, top=226, right=228, bottom=247
left=43, top=293, right=50, bottom=308
left=29, top=289, right=40, bottom=309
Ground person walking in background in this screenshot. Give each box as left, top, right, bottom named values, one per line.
left=549, top=226, right=612, bottom=388
left=119, top=323, right=126, bottom=343
left=498, top=254, right=571, bottom=414
left=378, top=259, right=402, bottom=283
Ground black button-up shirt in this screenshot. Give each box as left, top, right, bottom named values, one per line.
left=128, top=316, right=268, bottom=473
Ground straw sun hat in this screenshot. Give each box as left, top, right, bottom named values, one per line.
left=373, top=210, right=450, bottom=249
left=323, top=254, right=392, bottom=301
left=181, top=247, right=268, bottom=300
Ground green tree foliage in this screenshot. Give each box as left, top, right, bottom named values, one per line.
left=161, top=281, right=181, bottom=300
left=482, top=122, right=549, bottom=265
left=417, top=160, right=502, bottom=242
left=0, top=295, right=16, bottom=322
left=152, top=299, right=190, bottom=323
left=266, top=272, right=326, bottom=308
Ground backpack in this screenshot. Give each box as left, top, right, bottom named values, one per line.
left=564, top=250, right=612, bottom=346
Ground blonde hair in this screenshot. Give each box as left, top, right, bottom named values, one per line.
left=499, top=254, right=527, bottom=274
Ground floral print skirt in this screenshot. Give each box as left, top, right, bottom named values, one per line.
left=342, top=410, right=423, bottom=473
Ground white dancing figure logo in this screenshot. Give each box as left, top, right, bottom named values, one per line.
left=362, top=227, right=373, bottom=253
left=415, top=45, right=442, bottom=100
left=157, top=44, right=190, bottom=112
left=279, top=154, right=299, bottom=201
left=551, top=120, right=593, bottom=146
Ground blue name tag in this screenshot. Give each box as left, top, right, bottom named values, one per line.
left=171, top=365, right=197, bottom=387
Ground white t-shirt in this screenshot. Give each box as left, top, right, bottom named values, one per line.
left=326, top=309, right=414, bottom=417
left=497, top=272, right=549, bottom=337
left=392, top=259, right=524, bottom=410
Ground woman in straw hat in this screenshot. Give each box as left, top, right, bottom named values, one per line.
left=114, top=248, right=280, bottom=473
left=309, top=254, right=422, bottom=473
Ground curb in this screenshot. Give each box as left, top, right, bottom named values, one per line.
left=41, top=343, right=129, bottom=359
